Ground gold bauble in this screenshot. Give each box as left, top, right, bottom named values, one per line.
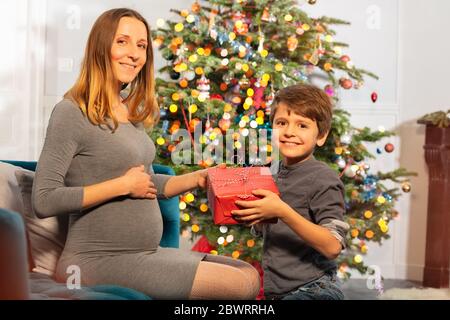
left=402, top=182, right=411, bottom=193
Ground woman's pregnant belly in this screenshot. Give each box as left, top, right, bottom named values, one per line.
left=63, top=197, right=163, bottom=255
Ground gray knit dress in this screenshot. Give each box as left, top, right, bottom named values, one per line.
left=31, top=99, right=206, bottom=299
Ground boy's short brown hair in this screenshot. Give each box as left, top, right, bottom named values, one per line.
left=269, top=83, right=333, bottom=138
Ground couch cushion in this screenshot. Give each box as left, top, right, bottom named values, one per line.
left=0, top=162, right=24, bottom=215
left=14, top=169, right=68, bottom=276
left=29, top=272, right=151, bottom=300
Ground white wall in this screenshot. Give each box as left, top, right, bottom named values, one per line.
left=396, top=0, right=450, bottom=281
left=1, top=0, right=449, bottom=281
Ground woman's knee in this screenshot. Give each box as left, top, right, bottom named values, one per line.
left=232, top=269, right=260, bottom=300
left=190, top=261, right=259, bottom=299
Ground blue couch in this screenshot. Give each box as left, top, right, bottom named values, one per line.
left=0, top=160, right=180, bottom=300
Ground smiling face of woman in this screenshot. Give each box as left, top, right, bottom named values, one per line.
left=110, top=17, right=148, bottom=86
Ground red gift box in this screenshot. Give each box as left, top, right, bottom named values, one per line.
left=207, top=166, right=280, bottom=225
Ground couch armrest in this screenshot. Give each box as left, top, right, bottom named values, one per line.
left=0, top=209, right=30, bottom=299
left=152, top=164, right=180, bottom=248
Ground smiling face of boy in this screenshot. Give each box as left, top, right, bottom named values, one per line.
left=273, top=103, right=328, bottom=166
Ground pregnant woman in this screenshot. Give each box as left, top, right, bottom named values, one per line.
left=32, top=8, right=259, bottom=300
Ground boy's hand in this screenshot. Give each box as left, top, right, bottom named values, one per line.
left=197, top=163, right=226, bottom=188
left=232, top=189, right=287, bottom=225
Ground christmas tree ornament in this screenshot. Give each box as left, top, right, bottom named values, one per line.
left=261, top=6, right=270, bottom=22
left=308, top=50, right=320, bottom=65
left=287, top=35, right=299, bottom=52
left=384, top=143, right=394, bottom=153
left=392, top=210, right=400, bottom=219
left=340, top=134, right=352, bottom=145
left=324, top=62, right=333, bottom=71
left=353, top=80, right=364, bottom=89
left=296, top=26, right=305, bottom=35
left=371, top=91, right=378, bottom=103
left=257, top=29, right=265, bottom=53
left=401, top=182, right=411, bottom=193
left=219, top=118, right=231, bottom=131
left=269, top=13, right=277, bottom=23
left=232, top=11, right=246, bottom=24
left=208, top=8, right=218, bottom=37
left=344, top=166, right=357, bottom=178
left=252, top=85, right=265, bottom=109
left=162, top=51, right=176, bottom=61
left=210, top=28, right=218, bottom=40
left=324, top=84, right=335, bottom=97
left=336, top=158, right=347, bottom=169
left=340, top=55, right=350, bottom=62
left=234, top=20, right=249, bottom=35
left=205, top=113, right=211, bottom=130
left=239, top=75, right=250, bottom=89
left=196, top=74, right=210, bottom=100
left=191, top=1, right=201, bottom=13
left=217, top=32, right=228, bottom=45
left=339, top=77, right=353, bottom=89
left=170, top=70, right=181, bottom=80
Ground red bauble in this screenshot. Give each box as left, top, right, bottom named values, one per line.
left=339, top=78, right=353, bottom=90
left=210, top=93, right=223, bottom=100
left=340, top=55, right=350, bottom=62
left=384, top=143, right=394, bottom=153
left=371, top=92, right=378, bottom=103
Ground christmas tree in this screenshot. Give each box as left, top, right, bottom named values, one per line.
left=151, top=0, right=415, bottom=278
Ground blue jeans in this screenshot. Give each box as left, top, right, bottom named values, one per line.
left=280, top=272, right=345, bottom=300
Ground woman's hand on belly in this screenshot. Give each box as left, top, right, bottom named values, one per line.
left=122, top=165, right=157, bottom=199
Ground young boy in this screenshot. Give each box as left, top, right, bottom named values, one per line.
left=232, top=84, right=349, bottom=300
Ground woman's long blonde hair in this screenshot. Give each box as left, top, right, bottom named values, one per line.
left=65, top=8, right=159, bottom=131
